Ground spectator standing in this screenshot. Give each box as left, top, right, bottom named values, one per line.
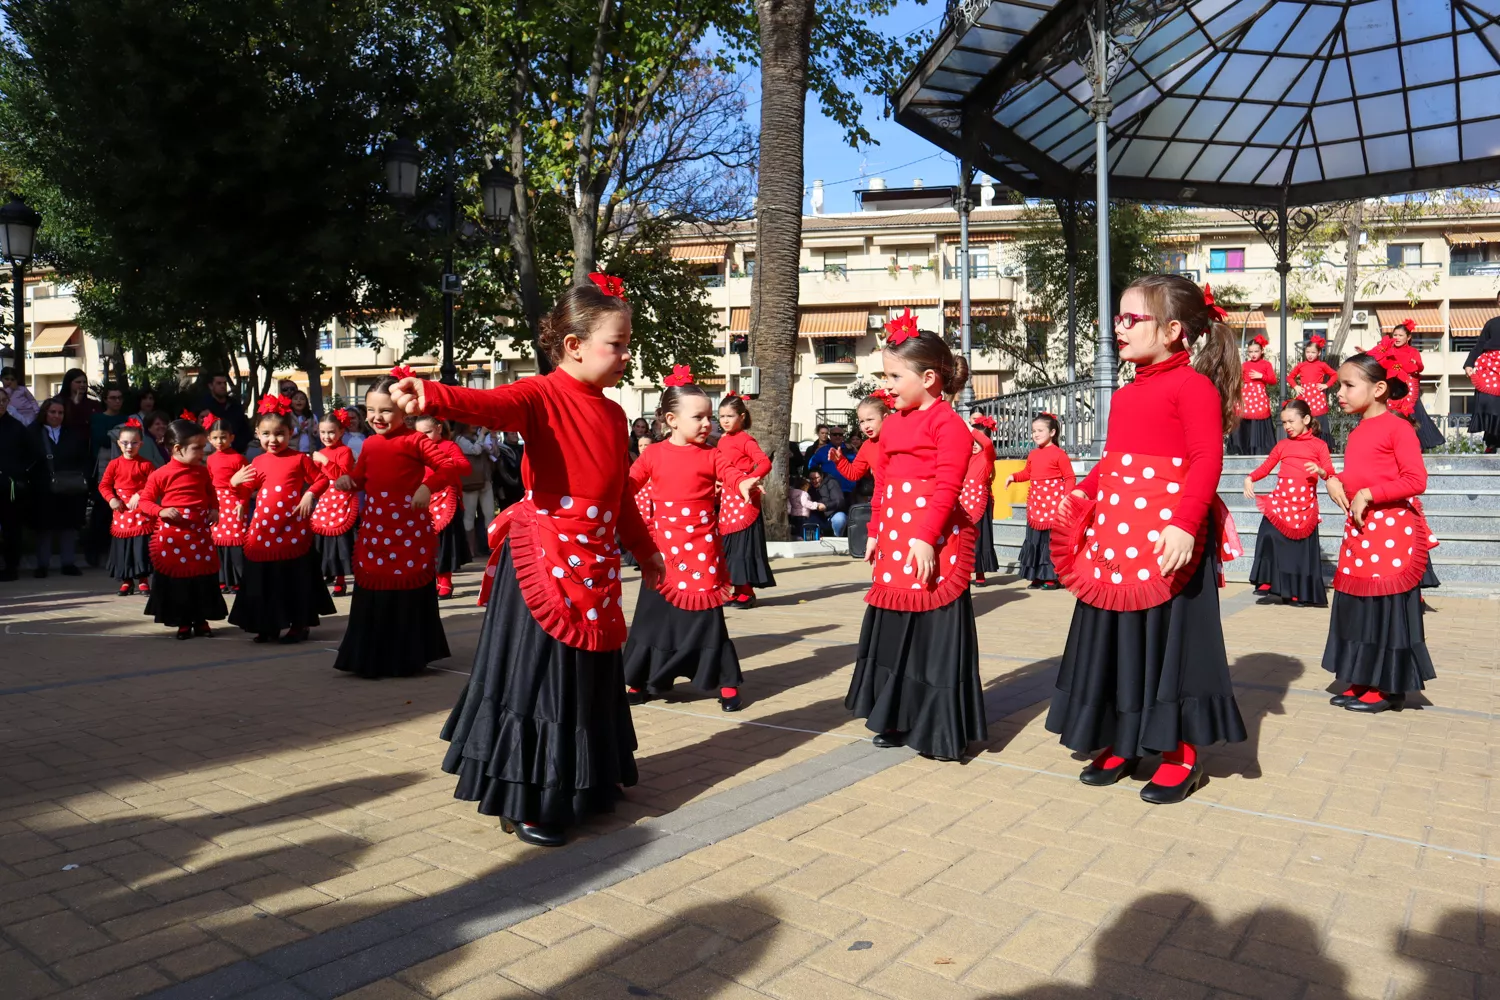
left=58, top=369, right=98, bottom=432
left=807, top=425, right=858, bottom=492
left=455, top=422, right=499, bottom=554
left=492, top=430, right=525, bottom=511
left=0, top=386, right=39, bottom=579
left=806, top=468, right=848, bottom=537
left=2, top=368, right=40, bottom=425
left=198, top=373, right=252, bottom=451
left=87, top=386, right=130, bottom=565
left=134, top=388, right=159, bottom=426
left=803, top=424, right=830, bottom=463
left=342, top=408, right=369, bottom=458
left=140, top=413, right=171, bottom=467
left=30, top=398, right=90, bottom=577
left=627, top=417, right=651, bottom=462
left=288, top=390, right=317, bottom=452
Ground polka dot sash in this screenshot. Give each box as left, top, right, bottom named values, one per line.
left=430, top=485, right=460, bottom=533
left=149, top=508, right=220, bottom=579
left=311, top=487, right=358, bottom=536
left=1293, top=381, right=1331, bottom=416
left=1024, top=477, right=1069, bottom=530
left=1473, top=351, right=1500, bottom=396
left=354, top=493, right=435, bottom=590
left=110, top=507, right=154, bottom=539
left=866, top=477, right=974, bottom=613
left=717, top=488, right=758, bottom=534
left=1334, top=501, right=1437, bottom=597
left=1238, top=379, right=1271, bottom=420
left=1257, top=476, right=1321, bottom=541
left=245, top=482, right=315, bottom=562
left=654, top=498, right=728, bottom=610
left=211, top=488, right=249, bottom=546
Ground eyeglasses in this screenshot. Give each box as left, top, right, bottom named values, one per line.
left=1113, top=313, right=1155, bottom=330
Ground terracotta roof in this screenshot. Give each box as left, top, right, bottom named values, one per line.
left=878, top=298, right=939, bottom=307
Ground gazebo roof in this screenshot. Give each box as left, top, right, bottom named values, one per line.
left=895, top=0, right=1500, bottom=207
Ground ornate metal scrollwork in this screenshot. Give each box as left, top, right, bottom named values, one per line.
left=944, top=0, right=993, bottom=33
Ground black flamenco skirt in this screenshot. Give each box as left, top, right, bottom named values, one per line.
left=846, top=591, right=988, bottom=760
left=1322, top=588, right=1436, bottom=694
left=973, top=499, right=1000, bottom=575
left=1471, top=392, right=1500, bottom=449
left=1046, top=538, right=1247, bottom=757
left=1420, top=561, right=1440, bottom=589
left=145, top=573, right=228, bottom=627
left=441, top=541, right=637, bottom=826
left=228, top=552, right=336, bottom=635
left=106, top=535, right=152, bottom=581
left=317, top=530, right=356, bottom=579
left=1316, top=414, right=1332, bottom=443
left=1411, top=398, right=1445, bottom=451
left=437, top=515, right=471, bottom=574
left=1227, top=417, right=1277, bottom=455
left=622, top=586, right=742, bottom=694
left=1017, top=525, right=1058, bottom=583
left=723, top=513, right=776, bottom=589
left=1248, top=519, right=1327, bottom=606
left=217, top=546, right=244, bottom=589
left=334, top=582, right=449, bottom=678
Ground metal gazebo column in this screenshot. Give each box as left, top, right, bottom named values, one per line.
left=1275, top=199, right=1291, bottom=393
left=1089, top=0, right=1115, bottom=455
left=958, top=160, right=975, bottom=416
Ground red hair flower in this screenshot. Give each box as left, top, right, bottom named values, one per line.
left=663, top=364, right=694, bottom=388
left=884, top=308, right=919, bottom=347
left=1250, top=333, right=1269, bottom=348
left=389, top=364, right=416, bottom=380
left=256, top=394, right=290, bottom=416
left=1307, top=333, right=1326, bottom=350
left=721, top=392, right=741, bottom=403
left=179, top=409, right=198, bottom=421
left=588, top=272, right=626, bottom=298
left=873, top=388, right=899, bottom=409
left=970, top=413, right=998, bottom=432
left=1038, top=411, right=1058, bottom=421
left=332, top=408, right=353, bottom=430
left=121, top=417, right=142, bottom=430
left=1202, top=284, right=1229, bottom=323
left=1401, top=318, right=1416, bottom=333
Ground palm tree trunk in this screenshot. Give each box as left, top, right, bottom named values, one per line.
left=746, top=0, right=813, bottom=542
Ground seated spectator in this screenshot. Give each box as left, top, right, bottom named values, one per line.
left=787, top=476, right=815, bottom=537
left=806, top=425, right=858, bottom=492
left=806, top=468, right=848, bottom=537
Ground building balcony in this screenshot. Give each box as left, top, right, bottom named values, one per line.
left=813, top=361, right=858, bottom=376
left=26, top=295, right=79, bottom=326
left=1449, top=260, right=1500, bottom=276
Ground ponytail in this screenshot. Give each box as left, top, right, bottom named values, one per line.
left=1193, top=320, right=1243, bottom=433
left=1129, top=273, right=1243, bottom=433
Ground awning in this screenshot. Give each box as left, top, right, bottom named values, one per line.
left=1158, top=233, right=1201, bottom=245
left=971, top=373, right=1000, bottom=399
left=669, top=242, right=729, bottom=263
left=698, top=374, right=727, bottom=387
left=1224, top=311, right=1267, bottom=331
left=31, top=325, right=78, bottom=352
left=878, top=298, right=938, bottom=307
left=944, top=300, right=1012, bottom=319
left=1450, top=306, right=1500, bottom=335
left=728, top=307, right=749, bottom=335
left=941, top=232, right=1012, bottom=244
left=798, top=306, right=872, bottom=339
left=1445, top=231, right=1500, bottom=247
left=1374, top=306, right=1443, bottom=334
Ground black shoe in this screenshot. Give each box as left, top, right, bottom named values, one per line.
left=501, top=818, right=566, bottom=848
left=1140, top=762, right=1204, bottom=805
left=626, top=688, right=651, bottom=706
left=1080, top=755, right=1139, bottom=786
left=1026, top=581, right=1043, bottom=590
left=734, top=594, right=757, bottom=609
left=1345, top=693, right=1405, bottom=714
left=176, top=627, right=192, bottom=641
left=719, top=694, right=742, bottom=713
left=279, top=627, right=309, bottom=644
left=872, top=731, right=907, bottom=749
left=193, top=622, right=213, bottom=637
left=33, top=567, right=47, bottom=579
left=1329, top=691, right=1358, bottom=707
left=254, top=633, right=276, bottom=644
left=60, top=565, right=82, bottom=577
left=1040, top=581, right=1061, bottom=591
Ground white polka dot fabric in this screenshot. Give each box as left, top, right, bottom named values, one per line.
left=1472, top=351, right=1500, bottom=395
left=149, top=508, right=221, bottom=578
left=1334, top=500, right=1438, bottom=596
left=867, top=477, right=973, bottom=611
left=653, top=498, right=727, bottom=608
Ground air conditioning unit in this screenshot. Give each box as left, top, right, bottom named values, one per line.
left=493, top=359, right=508, bottom=373
left=738, top=366, right=761, bottom=396
left=1351, top=310, right=1370, bottom=325
left=868, top=313, right=885, bottom=329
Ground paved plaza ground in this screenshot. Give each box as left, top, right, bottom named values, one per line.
left=0, top=556, right=1496, bottom=1000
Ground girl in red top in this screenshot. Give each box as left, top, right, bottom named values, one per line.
left=1003, top=413, right=1074, bottom=590
left=1228, top=332, right=1277, bottom=455
left=1243, top=399, right=1335, bottom=607
left=206, top=421, right=249, bottom=593
left=1048, top=274, right=1247, bottom=804
left=1364, top=321, right=1445, bottom=450
left=1323, top=354, right=1438, bottom=713
left=137, top=418, right=227, bottom=639
left=845, top=316, right=986, bottom=762
left=1287, top=335, right=1338, bottom=440
left=834, top=392, right=890, bottom=559
left=625, top=373, right=758, bottom=711
left=331, top=375, right=462, bottom=678
left=1464, top=293, right=1500, bottom=452
left=968, top=413, right=1000, bottom=584
left=226, top=398, right=335, bottom=643
left=715, top=394, right=774, bottom=606
left=310, top=410, right=359, bottom=595
left=99, top=419, right=155, bottom=595
left=414, top=415, right=472, bottom=599
left=393, top=280, right=664, bottom=848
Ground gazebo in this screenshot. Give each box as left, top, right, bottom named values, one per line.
left=895, top=0, right=1500, bottom=448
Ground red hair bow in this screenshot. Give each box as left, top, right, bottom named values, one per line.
left=1202, top=284, right=1229, bottom=323
left=389, top=364, right=416, bottom=380
left=1038, top=411, right=1058, bottom=421
left=663, top=364, right=694, bottom=388
left=970, top=413, right=998, bottom=432
left=1400, top=318, right=1416, bottom=333
left=256, top=394, right=290, bottom=416
left=721, top=392, right=741, bottom=403
left=121, top=417, right=142, bottom=430
left=873, top=388, right=898, bottom=409
left=1307, top=333, right=1326, bottom=350
left=588, top=272, right=626, bottom=299
left=332, top=408, right=353, bottom=430
left=884, top=308, right=919, bottom=347
left=1250, top=333, right=1269, bottom=348
left=179, top=409, right=198, bottom=421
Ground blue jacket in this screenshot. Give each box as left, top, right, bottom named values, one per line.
left=806, top=442, right=857, bottom=492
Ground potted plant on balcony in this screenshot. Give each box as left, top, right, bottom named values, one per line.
left=887, top=256, right=900, bottom=279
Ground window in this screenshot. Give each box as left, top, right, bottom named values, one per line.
left=819, top=338, right=857, bottom=365
left=317, top=328, right=333, bottom=350
left=729, top=334, right=749, bottom=355
left=1209, top=248, right=1245, bottom=272
left=1450, top=390, right=1474, bottom=416
left=743, top=257, right=755, bottom=277
left=822, top=251, right=847, bottom=277
left=1025, top=318, right=1049, bottom=360
left=1162, top=251, right=1188, bottom=273
left=1387, top=243, right=1423, bottom=268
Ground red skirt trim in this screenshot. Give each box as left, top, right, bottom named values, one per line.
left=865, top=477, right=974, bottom=613
left=1024, top=477, right=1069, bottom=530
left=1255, top=479, right=1321, bottom=541
left=717, top=488, right=760, bottom=534
left=1472, top=351, right=1500, bottom=396
left=110, top=509, right=155, bottom=538
left=311, top=488, right=358, bottom=536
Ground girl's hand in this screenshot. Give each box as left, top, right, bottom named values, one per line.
left=159, top=507, right=181, bottom=522
left=411, top=484, right=432, bottom=512
left=1154, top=524, right=1195, bottom=576
left=127, top=494, right=140, bottom=511
left=108, top=498, right=125, bottom=511
left=1069, top=488, right=1087, bottom=500
left=640, top=552, right=666, bottom=591
left=1002, top=475, right=1013, bottom=488
left=738, top=477, right=761, bottom=503
left=1464, top=366, right=1475, bottom=378
left=390, top=378, right=427, bottom=415
left=233, top=503, right=245, bottom=521
left=864, top=542, right=877, bottom=565
left=311, top=450, right=329, bottom=466
left=1326, top=476, right=1349, bottom=512
left=1349, top=488, right=1372, bottom=528
left=230, top=465, right=256, bottom=487
left=1302, top=461, right=1324, bottom=478
left=294, top=493, right=317, bottom=519
left=206, top=509, right=219, bottom=526
left=333, top=475, right=357, bottom=492
left=1242, top=476, right=1255, bottom=500
left=905, top=539, right=937, bottom=585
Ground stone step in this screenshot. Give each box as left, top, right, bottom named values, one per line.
left=1213, top=472, right=1500, bottom=493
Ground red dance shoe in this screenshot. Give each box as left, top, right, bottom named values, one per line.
left=118, top=582, right=133, bottom=597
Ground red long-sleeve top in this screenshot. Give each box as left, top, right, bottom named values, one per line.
left=422, top=370, right=656, bottom=560
left=1242, top=358, right=1276, bottom=385
left=1011, top=444, right=1075, bottom=486
left=315, top=443, right=356, bottom=480
left=98, top=455, right=154, bottom=505
left=207, top=449, right=249, bottom=494
left=1338, top=411, right=1426, bottom=504
left=716, top=429, right=770, bottom=478
left=1368, top=338, right=1424, bottom=376
left=1288, top=359, right=1337, bottom=390
left=834, top=438, right=881, bottom=483
left=1079, top=350, right=1224, bottom=537
left=1248, top=434, right=1335, bottom=486
left=435, top=439, right=471, bottom=484
left=874, top=399, right=970, bottom=547
left=242, top=449, right=329, bottom=499
left=347, top=426, right=460, bottom=499
left=137, top=461, right=218, bottom=518
left=629, top=440, right=746, bottom=502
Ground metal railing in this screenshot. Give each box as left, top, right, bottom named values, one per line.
left=1450, top=260, right=1500, bottom=276
left=942, top=262, right=1002, bottom=279
left=970, top=379, right=1096, bottom=458
left=699, top=274, right=725, bottom=287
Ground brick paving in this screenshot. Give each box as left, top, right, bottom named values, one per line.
left=0, top=556, right=1495, bottom=1000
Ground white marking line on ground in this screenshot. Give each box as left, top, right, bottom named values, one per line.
left=639, top=702, right=873, bottom=741
left=963, top=753, right=1498, bottom=863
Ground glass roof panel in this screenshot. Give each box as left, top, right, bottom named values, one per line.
left=1185, top=143, right=1239, bottom=181
left=1456, top=30, right=1499, bottom=76
left=1413, top=125, right=1460, bottom=164
left=1115, top=139, right=1167, bottom=175
left=1349, top=51, right=1402, bottom=96
left=1132, top=13, right=1197, bottom=65
left=1365, top=133, right=1414, bottom=172
left=1149, top=141, right=1205, bottom=178
left=995, top=80, right=1059, bottom=128
left=1408, top=84, right=1458, bottom=128
left=1181, top=99, right=1236, bottom=139
left=1343, top=1, right=1399, bottom=51
left=1279, top=5, right=1343, bottom=55
left=1401, top=38, right=1458, bottom=88
left=1246, top=57, right=1312, bottom=101
left=1238, top=3, right=1301, bottom=51
left=1462, top=0, right=1500, bottom=16
left=1461, top=117, right=1500, bottom=156
left=977, top=1, right=1052, bottom=32
left=1311, top=101, right=1360, bottom=143
left=1281, top=59, right=1323, bottom=104
left=1459, top=75, right=1500, bottom=119
left=1221, top=145, right=1276, bottom=183
left=1291, top=144, right=1323, bottom=183
left=1140, top=97, right=1197, bottom=136
left=1140, top=32, right=1210, bottom=78
left=1319, top=140, right=1367, bottom=178
left=1397, top=0, right=1454, bottom=39
left=1253, top=105, right=1308, bottom=145
left=1358, top=93, right=1410, bottom=134
left=1255, top=147, right=1294, bottom=185
left=1317, top=55, right=1354, bottom=102
left=1206, top=54, right=1268, bottom=97
left=928, top=69, right=983, bottom=92
left=1220, top=102, right=1273, bottom=142
left=942, top=48, right=1005, bottom=75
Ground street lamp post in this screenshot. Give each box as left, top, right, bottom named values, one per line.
left=382, top=140, right=516, bottom=386
left=0, top=194, right=42, bottom=386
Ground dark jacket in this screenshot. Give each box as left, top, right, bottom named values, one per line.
left=0, top=412, right=39, bottom=506
left=30, top=421, right=90, bottom=529
left=810, top=477, right=847, bottom=516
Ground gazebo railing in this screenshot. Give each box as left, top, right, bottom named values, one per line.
left=971, top=380, right=1095, bottom=458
